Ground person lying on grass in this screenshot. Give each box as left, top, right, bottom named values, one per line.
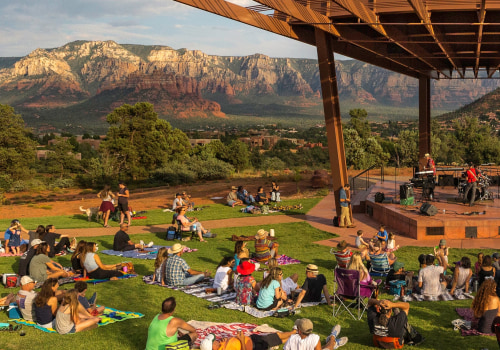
left=29, top=242, right=73, bottom=283
left=145, top=297, right=198, bottom=350
left=75, top=281, right=104, bottom=316
left=55, top=289, right=100, bottom=334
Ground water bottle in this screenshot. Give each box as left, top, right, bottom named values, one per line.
left=473, top=280, right=478, bottom=293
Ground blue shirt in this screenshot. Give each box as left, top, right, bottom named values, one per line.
left=377, top=230, right=388, bottom=242
left=339, top=188, right=348, bottom=207
left=256, top=279, right=280, bottom=309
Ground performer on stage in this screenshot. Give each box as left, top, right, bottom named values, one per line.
left=463, top=163, right=479, bottom=207
left=424, top=153, right=436, bottom=176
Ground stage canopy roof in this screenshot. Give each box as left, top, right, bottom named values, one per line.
left=175, top=0, right=500, bottom=80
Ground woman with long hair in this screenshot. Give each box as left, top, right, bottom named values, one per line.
left=212, top=256, right=235, bottom=292
left=475, top=252, right=484, bottom=275
left=478, top=255, right=496, bottom=287
left=152, top=247, right=168, bottom=285
left=233, top=241, right=249, bottom=271
left=33, top=278, right=60, bottom=328
left=29, top=242, right=72, bottom=282
left=471, top=279, right=500, bottom=333
left=32, top=225, right=46, bottom=243
left=176, top=206, right=210, bottom=242
left=348, top=252, right=371, bottom=283
left=97, top=185, right=115, bottom=227
left=71, top=240, right=87, bottom=275
left=256, top=267, right=287, bottom=310
left=81, top=242, right=122, bottom=279
left=55, top=289, right=100, bottom=334
left=450, top=256, right=473, bottom=295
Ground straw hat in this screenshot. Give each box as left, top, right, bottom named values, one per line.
left=231, top=186, right=237, bottom=190
left=168, top=243, right=185, bottom=254
left=255, top=229, right=268, bottom=239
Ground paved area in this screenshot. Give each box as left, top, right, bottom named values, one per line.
left=56, top=188, right=500, bottom=250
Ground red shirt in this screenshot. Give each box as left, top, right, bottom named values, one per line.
left=467, top=168, right=477, bottom=183
left=426, top=158, right=436, bottom=175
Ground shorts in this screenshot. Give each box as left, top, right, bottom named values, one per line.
left=250, top=333, right=282, bottom=350
left=117, top=202, right=128, bottom=212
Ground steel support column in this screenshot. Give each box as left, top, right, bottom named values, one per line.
left=315, top=28, right=348, bottom=217
left=418, top=75, right=431, bottom=170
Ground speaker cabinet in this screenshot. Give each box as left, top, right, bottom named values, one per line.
left=420, top=203, right=438, bottom=216
left=438, top=174, right=454, bottom=186
left=400, top=184, right=414, bottom=199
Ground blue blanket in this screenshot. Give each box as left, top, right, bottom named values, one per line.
left=101, top=245, right=197, bottom=260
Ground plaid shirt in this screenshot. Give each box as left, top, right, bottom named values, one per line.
left=165, top=254, right=190, bottom=286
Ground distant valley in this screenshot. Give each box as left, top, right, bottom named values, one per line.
left=1, top=40, right=500, bottom=133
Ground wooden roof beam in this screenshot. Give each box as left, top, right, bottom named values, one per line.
left=332, top=0, right=452, bottom=78
left=487, top=66, right=498, bottom=78
left=407, top=0, right=464, bottom=78
left=474, top=0, right=486, bottom=78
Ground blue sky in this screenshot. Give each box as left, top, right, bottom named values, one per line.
left=0, top=0, right=332, bottom=59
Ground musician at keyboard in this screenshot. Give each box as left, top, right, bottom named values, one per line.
left=424, top=153, right=436, bottom=176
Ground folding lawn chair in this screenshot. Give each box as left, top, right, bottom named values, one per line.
left=331, top=249, right=353, bottom=269
left=332, top=268, right=381, bottom=320
left=368, top=253, right=392, bottom=277
left=173, top=213, right=197, bottom=241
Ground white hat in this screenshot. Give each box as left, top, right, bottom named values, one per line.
left=200, top=334, right=216, bottom=350
left=20, top=276, right=35, bottom=285
left=30, top=239, right=44, bottom=247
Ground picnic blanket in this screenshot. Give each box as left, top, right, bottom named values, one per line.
left=188, top=321, right=279, bottom=347
left=101, top=245, right=197, bottom=260
left=455, top=307, right=494, bottom=336
left=143, top=275, right=326, bottom=318
left=0, top=252, right=23, bottom=257
left=393, top=291, right=474, bottom=302
left=10, top=306, right=144, bottom=333
left=74, top=273, right=137, bottom=285
left=251, top=255, right=300, bottom=266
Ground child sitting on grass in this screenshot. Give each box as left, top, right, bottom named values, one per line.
left=152, top=247, right=168, bottom=285
left=434, top=239, right=449, bottom=266
left=75, top=281, right=104, bottom=316
left=355, top=230, right=370, bottom=249
left=385, top=232, right=399, bottom=253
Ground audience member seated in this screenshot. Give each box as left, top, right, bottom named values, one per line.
left=367, top=241, right=396, bottom=266
left=449, top=256, right=473, bottom=295
left=270, top=181, right=281, bottom=202
left=492, top=252, right=500, bottom=271
left=256, top=267, right=288, bottom=311
left=113, top=223, right=143, bottom=251
left=152, top=247, right=168, bottom=285
left=472, top=279, right=500, bottom=334
left=176, top=206, right=212, bottom=242
left=16, top=276, right=37, bottom=321
left=82, top=242, right=123, bottom=279
left=333, top=240, right=353, bottom=269
left=283, top=319, right=348, bottom=350
left=255, top=186, right=269, bottom=204
left=478, top=255, right=496, bottom=287
left=237, top=185, right=255, bottom=205
left=355, top=230, right=370, bottom=249
left=227, top=186, right=244, bottom=207
left=348, top=253, right=373, bottom=284
left=254, top=229, right=279, bottom=262
left=181, top=191, right=194, bottom=210
left=375, top=225, right=388, bottom=246
left=172, top=193, right=184, bottom=210
left=475, top=252, right=484, bottom=275
left=75, top=281, right=104, bottom=315
left=367, top=298, right=423, bottom=348
left=293, top=264, right=332, bottom=308
left=55, top=289, right=100, bottom=334
left=29, top=242, right=72, bottom=283
left=145, top=297, right=198, bottom=350
left=18, top=239, right=43, bottom=277
left=263, top=258, right=299, bottom=296
left=165, top=243, right=211, bottom=286
left=235, top=261, right=257, bottom=306
left=199, top=327, right=298, bottom=350
left=211, top=256, right=234, bottom=293
left=233, top=241, right=250, bottom=271
left=386, top=261, right=413, bottom=286
left=40, top=225, right=72, bottom=257
left=71, top=240, right=87, bottom=275
left=418, top=254, right=446, bottom=299
left=4, top=219, right=28, bottom=254
left=434, top=239, right=449, bottom=268
left=33, top=278, right=64, bottom=329
left=385, top=233, right=399, bottom=253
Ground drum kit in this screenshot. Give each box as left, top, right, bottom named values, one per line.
left=458, top=172, right=494, bottom=202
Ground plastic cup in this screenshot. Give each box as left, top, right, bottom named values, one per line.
left=270, top=229, right=275, bottom=237
left=217, top=287, right=222, bottom=295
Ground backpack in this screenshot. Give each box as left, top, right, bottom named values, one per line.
left=388, top=280, right=406, bottom=296
left=166, top=226, right=178, bottom=240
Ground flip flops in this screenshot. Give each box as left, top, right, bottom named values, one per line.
left=0, top=324, right=22, bottom=332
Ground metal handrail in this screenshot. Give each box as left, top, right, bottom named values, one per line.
left=351, top=165, right=384, bottom=195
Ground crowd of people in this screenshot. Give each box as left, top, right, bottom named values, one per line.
left=226, top=182, right=281, bottom=207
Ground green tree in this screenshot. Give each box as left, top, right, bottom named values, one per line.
left=100, top=102, right=190, bottom=179
left=46, top=137, right=81, bottom=178
left=225, top=140, right=250, bottom=172
left=261, top=157, right=285, bottom=177
left=348, top=109, right=371, bottom=139
left=396, top=130, right=418, bottom=167
left=0, top=104, right=37, bottom=181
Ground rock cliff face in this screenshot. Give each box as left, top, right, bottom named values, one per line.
left=1, top=40, right=500, bottom=126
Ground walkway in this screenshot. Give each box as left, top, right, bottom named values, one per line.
left=57, top=190, right=500, bottom=250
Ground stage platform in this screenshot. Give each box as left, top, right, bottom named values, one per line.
left=364, top=178, right=500, bottom=241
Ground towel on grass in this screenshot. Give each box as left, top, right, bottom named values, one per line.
left=0, top=252, right=23, bottom=257
left=101, top=245, right=197, bottom=260
left=251, top=255, right=300, bottom=266
left=10, top=306, right=144, bottom=333
left=393, top=291, right=474, bottom=302
left=221, top=298, right=327, bottom=318
left=455, top=307, right=494, bottom=336
left=74, top=273, right=137, bottom=285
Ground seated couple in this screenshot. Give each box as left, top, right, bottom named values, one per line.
left=174, top=206, right=215, bottom=242
left=16, top=277, right=100, bottom=334
left=164, top=243, right=211, bottom=286
left=29, top=242, right=74, bottom=283
left=113, top=223, right=154, bottom=251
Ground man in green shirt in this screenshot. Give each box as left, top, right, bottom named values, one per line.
left=145, top=297, right=197, bottom=350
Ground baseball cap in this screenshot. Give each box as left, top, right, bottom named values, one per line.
left=30, top=239, right=44, bottom=247
left=20, top=276, right=35, bottom=285
left=295, top=318, right=313, bottom=334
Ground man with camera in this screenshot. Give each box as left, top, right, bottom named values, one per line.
left=367, top=298, right=424, bottom=348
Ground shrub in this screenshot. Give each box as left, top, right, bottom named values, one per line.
left=188, top=157, right=234, bottom=180
left=10, top=179, right=46, bottom=192
left=47, top=178, right=74, bottom=189
left=150, top=163, right=197, bottom=186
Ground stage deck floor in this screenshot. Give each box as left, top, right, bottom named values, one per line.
left=365, top=179, right=500, bottom=241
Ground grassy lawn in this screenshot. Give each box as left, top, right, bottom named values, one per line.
left=0, top=221, right=497, bottom=349
left=0, top=198, right=321, bottom=230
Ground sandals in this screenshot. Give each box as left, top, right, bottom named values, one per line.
left=0, top=324, right=22, bottom=332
